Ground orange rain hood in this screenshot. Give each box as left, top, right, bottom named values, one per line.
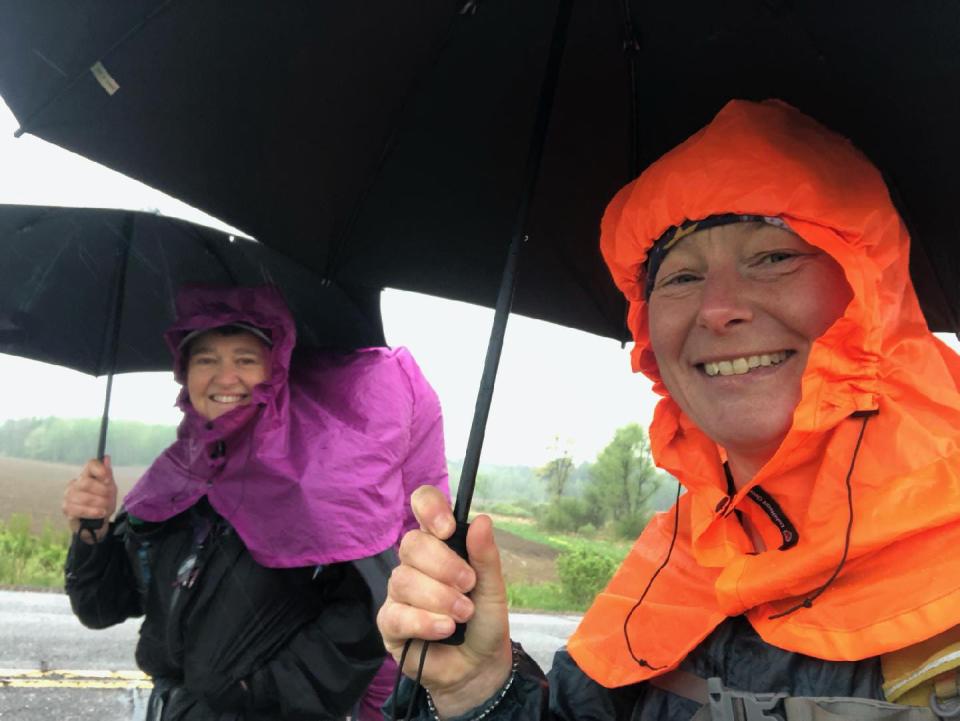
left=567, top=100, right=960, bottom=688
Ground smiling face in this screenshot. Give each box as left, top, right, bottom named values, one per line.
left=185, top=330, right=271, bottom=421
left=647, top=222, right=852, bottom=480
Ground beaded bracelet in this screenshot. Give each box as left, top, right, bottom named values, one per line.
left=423, top=642, right=522, bottom=721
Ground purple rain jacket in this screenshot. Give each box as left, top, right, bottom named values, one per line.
left=123, top=285, right=449, bottom=568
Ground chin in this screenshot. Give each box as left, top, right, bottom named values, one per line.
left=702, top=409, right=794, bottom=459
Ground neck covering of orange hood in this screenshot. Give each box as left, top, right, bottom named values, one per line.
left=567, top=99, right=960, bottom=688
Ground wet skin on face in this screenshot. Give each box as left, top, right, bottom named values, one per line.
left=646, top=223, right=852, bottom=483
left=185, top=331, right=272, bottom=421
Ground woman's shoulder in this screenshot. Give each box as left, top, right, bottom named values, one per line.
left=291, top=346, right=429, bottom=396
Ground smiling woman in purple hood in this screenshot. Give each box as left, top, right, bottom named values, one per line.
left=61, top=285, right=450, bottom=721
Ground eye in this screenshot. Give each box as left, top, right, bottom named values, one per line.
left=190, top=355, right=215, bottom=365
left=657, top=271, right=701, bottom=289
left=755, top=250, right=801, bottom=265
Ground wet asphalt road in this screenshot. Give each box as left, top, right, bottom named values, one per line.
left=0, top=590, right=580, bottom=719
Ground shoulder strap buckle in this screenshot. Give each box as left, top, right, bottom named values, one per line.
left=931, top=689, right=960, bottom=720
left=707, top=677, right=788, bottom=721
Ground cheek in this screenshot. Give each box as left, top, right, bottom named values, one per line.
left=803, top=265, right=853, bottom=338
left=647, top=304, right=685, bottom=380
left=186, top=369, right=208, bottom=398
left=248, top=364, right=269, bottom=386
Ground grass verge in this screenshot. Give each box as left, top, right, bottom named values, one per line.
left=0, top=513, right=69, bottom=589
left=507, top=582, right=590, bottom=613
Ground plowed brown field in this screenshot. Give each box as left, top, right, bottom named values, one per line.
left=0, top=456, right=559, bottom=583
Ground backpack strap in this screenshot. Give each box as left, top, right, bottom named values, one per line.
left=883, top=625, right=960, bottom=713
left=649, top=669, right=946, bottom=721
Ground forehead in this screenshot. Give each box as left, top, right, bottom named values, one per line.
left=188, top=330, right=269, bottom=356
left=661, top=222, right=812, bottom=261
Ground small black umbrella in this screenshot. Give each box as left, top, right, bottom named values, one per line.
left=2, top=1, right=960, bottom=528
left=0, top=205, right=384, bottom=374
left=0, top=204, right=385, bottom=532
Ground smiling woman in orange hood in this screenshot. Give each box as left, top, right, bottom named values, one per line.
left=568, top=97, right=960, bottom=687
left=378, top=100, right=960, bottom=721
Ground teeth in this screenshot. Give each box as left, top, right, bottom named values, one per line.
left=212, top=394, right=244, bottom=403
left=703, top=351, right=789, bottom=377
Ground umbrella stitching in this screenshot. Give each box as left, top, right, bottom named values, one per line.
left=14, top=0, right=180, bottom=138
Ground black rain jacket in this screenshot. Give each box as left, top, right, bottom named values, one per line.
left=65, top=498, right=384, bottom=720
left=390, top=616, right=884, bottom=720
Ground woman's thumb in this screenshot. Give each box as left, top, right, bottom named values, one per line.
left=465, top=515, right=506, bottom=603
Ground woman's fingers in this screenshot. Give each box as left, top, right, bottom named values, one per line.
left=398, top=529, right=476, bottom=593
left=387, top=563, right=474, bottom=622
left=410, top=485, right=456, bottom=539
left=378, top=598, right=457, bottom=648
left=63, top=457, right=119, bottom=529
left=82, top=457, right=113, bottom=484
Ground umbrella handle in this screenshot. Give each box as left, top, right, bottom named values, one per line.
left=78, top=517, right=104, bottom=536
left=76, top=380, right=112, bottom=540
left=435, top=521, right=470, bottom=646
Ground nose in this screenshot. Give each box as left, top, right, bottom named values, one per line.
left=213, top=363, right=241, bottom=385
left=696, top=271, right=754, bottom=333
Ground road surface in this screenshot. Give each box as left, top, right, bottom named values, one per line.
left=0, top=590, right=580, bottom=719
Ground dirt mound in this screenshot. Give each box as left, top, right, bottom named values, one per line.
left=493, top=526, right=559, bottom=585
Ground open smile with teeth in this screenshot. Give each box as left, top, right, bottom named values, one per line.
left=700, top=350, right=794, bottom=377
left=211, top=394, right=248, bottom=403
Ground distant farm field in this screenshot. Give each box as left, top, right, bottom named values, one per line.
left=0, top=456, right=145, bottom=531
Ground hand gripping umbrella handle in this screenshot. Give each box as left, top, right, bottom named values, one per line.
left=78, top=215, right=132, bottom=541
left=77, top=399, right=112, bottom=540
left=437, top=521, right=471, bottom=645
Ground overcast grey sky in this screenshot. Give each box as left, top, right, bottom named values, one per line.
left=0, top=97, right=658, bottom=467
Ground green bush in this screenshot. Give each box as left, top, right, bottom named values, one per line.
left=486, top=501, right=534, bottom=519
left=577, top=523, right=597, bottom=536
left=556, top=547, right=619, bottom=606
left=612, top=511, right=650, bottom=541
left=0, top=513, right=70, bottom=588
left=538, top=497, right=602, bottom=533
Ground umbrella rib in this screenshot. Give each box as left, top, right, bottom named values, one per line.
left=14, top=0, right=180, bottom=138
left=319, top=10, right=465, bottom=283
left=619, top=0, right=641, bottom=179
left=161, top=215, right=241, bottom=286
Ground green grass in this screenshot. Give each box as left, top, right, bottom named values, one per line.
left=507, top=582, right=591, bottom=613
left=0, top=513, right=70, bottom=588
left=470, top=499, right=535, bottom=519
left=491, top=519, right=632, bottom=563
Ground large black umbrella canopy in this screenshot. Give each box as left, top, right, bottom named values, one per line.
left=0, top=204, right=385, bottom=376
left=0, top=2, right=959, bottom=334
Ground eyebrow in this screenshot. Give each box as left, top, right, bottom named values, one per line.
left=189, top=345, right=264, bottom=357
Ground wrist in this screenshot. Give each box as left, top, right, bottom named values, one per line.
left=427, top=641, right=514, bottom=719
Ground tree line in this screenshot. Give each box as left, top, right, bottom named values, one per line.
left=461, top=423, right=677, bottom=541
left=0, top=417, right=177, bottom=466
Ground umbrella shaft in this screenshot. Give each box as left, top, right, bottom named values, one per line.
left=453, top=0, right=575, bottom=524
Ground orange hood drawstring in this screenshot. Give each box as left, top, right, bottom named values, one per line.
left=567, top=99, right=960, bottom=688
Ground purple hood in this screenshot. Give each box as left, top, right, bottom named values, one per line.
left=123, top=286, right=449, bottom=568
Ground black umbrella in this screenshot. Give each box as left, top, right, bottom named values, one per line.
left=2, top=1, right=960, bottom=526
left=0, top=204, right=385, bottom=532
